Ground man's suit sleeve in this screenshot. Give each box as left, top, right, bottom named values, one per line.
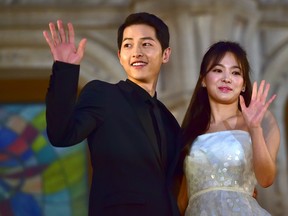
left=45, top=61, right=102, bottom=147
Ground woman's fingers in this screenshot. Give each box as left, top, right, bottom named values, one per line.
left=251, top=81, right=257, bottom=101
left=239, top=95, right=247, bottom=112
left=252, top=80, right=273, bottom=106
left=265, top=94, right=277, bottom=110
left=257, top=80, right=265, bottom=101
left=261, top=82, right=270, bottom=105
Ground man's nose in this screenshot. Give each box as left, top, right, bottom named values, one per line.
left=132, top=46, right=143, bottom=58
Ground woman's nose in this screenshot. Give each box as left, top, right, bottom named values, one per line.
left=221, top=73, right=231, bottom=83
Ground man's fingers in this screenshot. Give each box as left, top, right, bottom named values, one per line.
left=57, top=20, right=66, bottom=43
left=68, top=22, right=75, bottom=44
left=77, top=38, right=87, bottom=59
left=49, top=22, right=59, bottom=45
left=43, top=31, right=54, bottom=49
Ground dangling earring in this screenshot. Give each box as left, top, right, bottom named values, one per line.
left=242, top=86, right=246, bottom=92
left=202, top=82, right=206, bottom=88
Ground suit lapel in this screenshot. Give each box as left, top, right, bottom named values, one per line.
left=117, top=81, right=163, bottom=167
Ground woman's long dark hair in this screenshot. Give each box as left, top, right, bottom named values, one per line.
left=181, top=41, right=253, bottom=156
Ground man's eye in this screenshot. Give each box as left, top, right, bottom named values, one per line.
left=143, top=43, right=152, bottom=47
left=123, top=44, right=131, bottom=48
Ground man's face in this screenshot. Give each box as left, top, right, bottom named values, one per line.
left=118, top=24, right=170, bottom=87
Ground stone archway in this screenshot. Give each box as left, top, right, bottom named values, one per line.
left=73, top=34, right=126, bottom=88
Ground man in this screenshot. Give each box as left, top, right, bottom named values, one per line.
left=43, top=12, right=182, bottom=216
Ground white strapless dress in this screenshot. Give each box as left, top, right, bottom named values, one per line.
left=184, top=130, right=270, bottom=216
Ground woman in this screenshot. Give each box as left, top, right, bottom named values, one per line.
left=179, top=41, right=280, bottom=215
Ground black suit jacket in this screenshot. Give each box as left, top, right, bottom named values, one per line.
left=46, top=62, right=182, bottom=216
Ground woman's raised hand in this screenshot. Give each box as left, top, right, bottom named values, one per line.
left=43, top=20, right=87, bottom=65
left=240, top=80, right=276, bottom=129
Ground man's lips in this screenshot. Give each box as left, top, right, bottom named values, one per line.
left=131, top=61, right=147, bottom=66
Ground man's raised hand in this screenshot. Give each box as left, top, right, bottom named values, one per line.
left=43, top=20, right=87, bottom=65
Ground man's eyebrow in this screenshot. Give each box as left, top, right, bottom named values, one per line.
left=140, top=37, right=155, bottom=41
left=122, top=36, right=155, bottom=42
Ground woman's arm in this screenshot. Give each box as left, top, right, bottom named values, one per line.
left=249, top=110, right=280, bottom=187
left=177, top=175, right=188, bottom=216
left=240, top=80, right=280, bottom=187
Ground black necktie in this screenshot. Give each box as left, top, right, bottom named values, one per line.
left=148, top=98, right=167, bottom=158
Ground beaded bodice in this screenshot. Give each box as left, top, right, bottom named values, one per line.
left=184, top=130, right=270, bottom=216
left=184, top=130, right=256, bottom=200
left=183, top=130, right=270, bottom=216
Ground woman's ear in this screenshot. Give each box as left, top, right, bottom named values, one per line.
left=201, top=80, right=206, bottom=87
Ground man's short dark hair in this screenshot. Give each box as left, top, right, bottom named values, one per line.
left=117, top=12, right=170, bottom=52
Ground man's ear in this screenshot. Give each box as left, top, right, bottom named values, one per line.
left=117, top=50, right=121, bottom=59
left=118, top=50, right=123, bottom=66
left=162, top=47, right=171, bottom=63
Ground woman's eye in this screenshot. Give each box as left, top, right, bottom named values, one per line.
left=212, top=68, right=222, bottom=73
left=232, top=71, right=241, bottom=75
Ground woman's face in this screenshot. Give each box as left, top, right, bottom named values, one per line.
left=202, top=52, right=245, bottom=105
